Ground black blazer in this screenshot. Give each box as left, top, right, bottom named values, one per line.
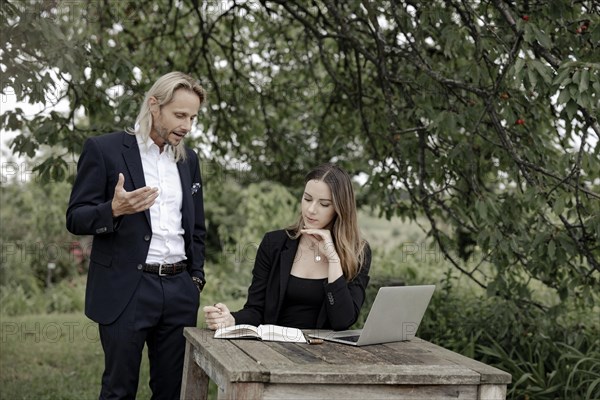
left=66, top=131, right=206, bottom=325
left=231, top=230, right=371, bottom=330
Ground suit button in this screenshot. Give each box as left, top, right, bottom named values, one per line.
left=144, top=234, right=150, bottom=241
left=327, top=292, right=335, bottom=305
left=137, top=264, right=143, bottom=270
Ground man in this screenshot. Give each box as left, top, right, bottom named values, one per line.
left=66, top=71, right=207, bottom=399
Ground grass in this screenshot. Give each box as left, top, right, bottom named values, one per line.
left=0, top=313, right=149, bottom=399
left=0, top=296, right=248, bottom=399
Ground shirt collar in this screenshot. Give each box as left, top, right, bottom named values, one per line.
left=136, top=134, right=175, bottom=159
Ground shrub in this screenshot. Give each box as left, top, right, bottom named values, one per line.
left=419, top=271, right=600, bottom=400
left=0, top=285, right=42, bottom=316
left=45, top=278, right=86, bottom=314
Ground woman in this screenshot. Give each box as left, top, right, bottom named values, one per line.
left=204, top=163, right=371, bottom=330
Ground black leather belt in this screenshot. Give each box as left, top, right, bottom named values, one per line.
left=142, top=262, right=187, bottom=276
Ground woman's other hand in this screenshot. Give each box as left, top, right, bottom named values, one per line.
left=203, top=303, right=236, bottom=330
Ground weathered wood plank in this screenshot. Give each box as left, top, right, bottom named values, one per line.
left=267, top=341, right=326, bottom=364
left=300, top=341, right=388, bottom=365
left=262, top=383, right=478, bottom=400
left=266, top=364, right=480, bottom=385
left=180, top=341, right=209, bottom=400
left=185, top=328, right=270, bottom=385
left=191, top=346, right=270, bottom=387
left=399, top=339, right=512, bottom=384
left=234, top=340, right=295, bottom=366
left=183, top=327, right=214, bottom=349
left=363, top=341, right=449, bottom=365
left=380, top=338, right=433, bottom=354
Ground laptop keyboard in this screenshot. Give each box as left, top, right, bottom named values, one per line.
left=336, top=335, right=360, bottom=342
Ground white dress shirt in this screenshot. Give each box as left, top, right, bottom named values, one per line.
left=137, top=135, right=186, bottom=264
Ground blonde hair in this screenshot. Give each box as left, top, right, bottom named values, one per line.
left=287, top=163, right=367, bottom=281
left=128, top=71, right=206, bottom=161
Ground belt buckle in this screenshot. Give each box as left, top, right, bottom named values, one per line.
left=158, top=264, right=167, bottom=276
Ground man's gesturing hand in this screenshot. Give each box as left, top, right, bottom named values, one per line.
left=111, top=173, right=159, bottom=218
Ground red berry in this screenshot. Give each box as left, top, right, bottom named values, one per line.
left=581, top=25, right=588, bottom=31
left=516, top=119, right=525, bottom=125
left=522, top=15, right=529, bottom=21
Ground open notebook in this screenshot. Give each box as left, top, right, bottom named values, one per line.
left=309, top=285, right=435, bottom=346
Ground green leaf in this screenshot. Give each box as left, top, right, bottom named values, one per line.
left=523, top=23, right=534, bottom=44
left=531, top=60, right=552, bottom=84
left=533, top=26, right=553, bottom=48
left=565, top=100, right=578, bottom=120
left=557, top=88, right=571, bottom=104
left=532, top=232, right=548, bottom=248
left=548, top=239, right=556, bottom=259
left=569, top=83, right=579, bottom=97
left=512, top=372, right=534, bottom=388
left=514, top=58, right=525, bottom=75
left=576, top=92, right=591, bottom=108
left=553, top=196, right=565, bottom=214
left=476, top=200, right=488, bottom=221
left=579, top=68, right=590, bottom=93
left=552, top=67, right=571, bottom=87
left=572, top=69, right=581, bottom=85
left=527, top=67, right=538, bottom=87
left=586, top=378, right=600, bottom=400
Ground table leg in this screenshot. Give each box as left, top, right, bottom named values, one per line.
left=218, top=382, right=264, bottom=400
left=478, top=384, right=507, bottom=400
left=180, top=341, right=209, bottom=400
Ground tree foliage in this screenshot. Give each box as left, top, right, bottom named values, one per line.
left=2, top=1, right=599, bottom=310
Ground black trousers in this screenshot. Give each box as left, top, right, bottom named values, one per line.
left=98, top=272, right=199, bottom=400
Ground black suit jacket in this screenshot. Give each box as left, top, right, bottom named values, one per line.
left=66, top=131, right=206, bottom=325
left=231, top=230, right=371, bottom=330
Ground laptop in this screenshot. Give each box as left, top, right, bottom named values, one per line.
left=308, top=285, right=435, bottom=346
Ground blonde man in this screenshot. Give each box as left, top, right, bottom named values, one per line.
left=67, top=72, right=206, bottom=399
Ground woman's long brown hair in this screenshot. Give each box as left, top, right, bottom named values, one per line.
left=287, top=164, right=367, bottom=281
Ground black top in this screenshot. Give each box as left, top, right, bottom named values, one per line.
left=277, top=275, right=328, bottom=329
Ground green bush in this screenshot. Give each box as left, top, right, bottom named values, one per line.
left=0, top=277, right=86, bottom=316
left=202, top=177, right=299, bottom=300
left=45, top=278, right=86, bottom=314
left=0, top=285, right=44, bottom=316
left=418, top=271, right=600, bottom=400
left=0, top=242, right=44, bottom=294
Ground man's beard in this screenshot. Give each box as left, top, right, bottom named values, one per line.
left=155, top=123, right=175, bottom=148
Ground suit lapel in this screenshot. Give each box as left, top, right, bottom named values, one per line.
left=122, top=133, right=151, bottom=226
left=177, top=159, right=192, bottom=247
left=278, top=236, right=298, bottom=315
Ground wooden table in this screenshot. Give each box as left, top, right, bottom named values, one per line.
left=181, top=328, right=511, bottom=400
